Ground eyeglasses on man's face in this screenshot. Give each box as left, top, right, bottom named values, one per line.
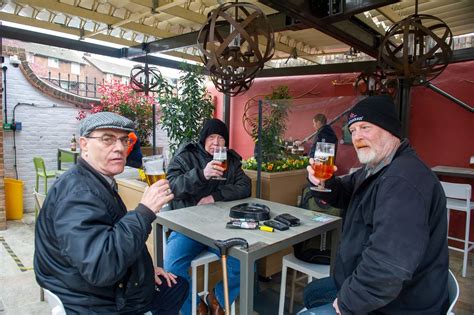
left=86, top=134, right=133, bottom=147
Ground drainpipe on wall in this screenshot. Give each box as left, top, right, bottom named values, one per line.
left=2, top=65, right=7, bottom=125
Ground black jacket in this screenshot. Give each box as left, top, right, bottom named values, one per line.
left=309, top=124, right=338, bottom=158
left=167, top=142, right=251, bottom=210
left=34, top=158, right=158, bottom=314
left=318, top=140, right=449, bottom=314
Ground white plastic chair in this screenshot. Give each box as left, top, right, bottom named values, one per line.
left=441, top=181, right=474, bottom=277
left=296, top=269, right=459, bottom=315
left=447, top=269, right=459, bottom=315
left=44, top=289, right=66, bottom=315
left=162, top=230, right=235, bottom=315
left=278, top=253, right=330, bottom=315
left=34, top=189, right=47, bottom=301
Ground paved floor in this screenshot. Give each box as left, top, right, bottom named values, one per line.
left=1, top=214, right=473, bottom=315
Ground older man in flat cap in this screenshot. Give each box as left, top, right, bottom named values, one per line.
left=34, top=112, right=188, bottom=315
left=301, top=95, right=448, bottom=315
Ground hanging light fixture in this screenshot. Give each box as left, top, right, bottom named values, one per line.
left=379, top=0, right=452, bottom=85
left=197, top=1, right=275, bottom=96
left=129, top=50, right=165, bottom=155
left=354, top=69, right=398, bottom=98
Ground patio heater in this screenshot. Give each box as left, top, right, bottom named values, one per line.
left=130, top=47, right=165, bottom=155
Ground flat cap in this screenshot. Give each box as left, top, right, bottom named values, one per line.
left=80, top=112, right=135, bottom=136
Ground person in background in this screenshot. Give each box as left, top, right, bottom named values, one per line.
left=165, top=118, right=251, bottom=315
left=309, top=113, right=338, bottom=158
left=35, top=112, right=188, bottom=314
left=126, top=131, right=143, bottom=168
left=301, top=95, right=448, bottom=314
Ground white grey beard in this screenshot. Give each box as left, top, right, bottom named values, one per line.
left=356, top=148, right=377, bottom=165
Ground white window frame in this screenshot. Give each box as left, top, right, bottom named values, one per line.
left=71, top=62, right=81, bottom=75
left=48, top=57, right=59, bottom=68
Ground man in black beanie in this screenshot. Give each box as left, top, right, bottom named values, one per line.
left=165, top=118, right=251, bottom=315
left=301, top=95, right=448, bottom=315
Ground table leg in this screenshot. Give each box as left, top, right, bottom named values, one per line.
left=57, top=150, right=61, bottom=170
left=239, top=256, right=255, bottom=315
left=329, top=222, right=341, bottom=275
left=154, top=221, right=163, bottom=267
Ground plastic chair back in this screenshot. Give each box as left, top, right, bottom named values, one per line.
left=33, top=189, right=47, bottom=217
left=447, top=269, right=459, bottom=314
left=33, top=157, right=47, bottom=177
left=44, top=289, right=66, bottom=315
left=441, top=181, right=471, bottom=201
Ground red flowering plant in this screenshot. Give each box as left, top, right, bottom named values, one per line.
left=77, top=80, right=155, bottom=146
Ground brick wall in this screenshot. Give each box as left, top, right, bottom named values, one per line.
left=1, top=49, right=169, bottom=215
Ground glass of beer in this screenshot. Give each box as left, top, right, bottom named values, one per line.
left=142, top=155, right=167, bottom=186
left=311, top=142, right=335, bottom=192
left=213, top=146, right=227, bottom=180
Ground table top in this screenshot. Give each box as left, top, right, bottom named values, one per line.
left=58, top=147, right=80, bottom=154
left=155, top=197, right=341, bottom=261
left=432, top=165, right=474, bottom=179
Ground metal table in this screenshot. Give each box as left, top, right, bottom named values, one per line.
left=57, top=148, right=80, bottom=170
left=154, top=197, right=341, bottom=315
left=432, top=165, right=474, bottom=179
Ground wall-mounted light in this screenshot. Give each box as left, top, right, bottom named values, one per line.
left=9, top=55, right=20, bottom=68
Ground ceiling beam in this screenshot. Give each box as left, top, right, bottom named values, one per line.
left=15, top=0, right=176, bottom=38
left=259, top=0, right=398, bottom=58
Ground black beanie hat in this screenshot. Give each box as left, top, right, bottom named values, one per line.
left=347, top=95, right=402, bottom=138
left=199, top=118, right=229, bottom=145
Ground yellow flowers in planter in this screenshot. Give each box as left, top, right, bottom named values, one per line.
left=243, top=156, right=309, bottom=173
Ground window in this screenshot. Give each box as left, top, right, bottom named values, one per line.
left=48, top=57, right=59, bottom=68
left=121, top=76, right=129, bottom=84
left=105, top=73, right=114, bottom=82
left=71, top=62, right=81, bottom=75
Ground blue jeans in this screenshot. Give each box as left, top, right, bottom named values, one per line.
left=164, top=231, right=240, bottom=315
left=300, top=277, right=338, bottom=315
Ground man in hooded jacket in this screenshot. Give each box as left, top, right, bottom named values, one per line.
left=165, top=118, right=251, bottom=315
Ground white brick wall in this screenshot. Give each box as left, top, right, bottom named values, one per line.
left=2, top=57, right=169, bottom=213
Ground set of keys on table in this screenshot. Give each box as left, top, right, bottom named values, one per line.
left=226, top=213, right=300, bottom=232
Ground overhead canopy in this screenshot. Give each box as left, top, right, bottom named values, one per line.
left=0, top=0, right=473, bottom=71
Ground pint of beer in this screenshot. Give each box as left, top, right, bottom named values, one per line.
left=311, top=142, right=335, bottom=192
left=312, top=154, right=335, bottom=180
left=142, top=155, right=166, bottom=186
left=213, top=146, right=227, bottom=180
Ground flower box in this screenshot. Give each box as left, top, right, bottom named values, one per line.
left=244, top=169, right=308, bottom=207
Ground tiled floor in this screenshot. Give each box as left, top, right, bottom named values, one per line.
left=0, top=215, right=473, bottom=314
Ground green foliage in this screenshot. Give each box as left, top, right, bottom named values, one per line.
left=158, top=64, right=214, bottom=154
left=243, top=156, right=309, bottom=172
left=253, top=85, right=291, bottom=162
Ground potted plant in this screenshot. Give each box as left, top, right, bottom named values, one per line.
left=254, top=85, right=291, bottom=162
left=77, top=81, right=154, bottom=146
left=243, top=85, right=309, bottom=206
left=157, top=64, right=214, bottom=154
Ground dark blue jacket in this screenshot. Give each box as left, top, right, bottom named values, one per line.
left=34, top=158, right=158, bottom=314
left=317, top=140, right=449, bottom=314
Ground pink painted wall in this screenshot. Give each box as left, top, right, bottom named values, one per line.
left=209, top=60, right=474, bottom=243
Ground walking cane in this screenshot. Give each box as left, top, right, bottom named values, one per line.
left=214, top=237, right=249, bottom=315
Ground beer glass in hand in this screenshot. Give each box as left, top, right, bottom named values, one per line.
left=311, top=142, right=335, bottom=192
left=213, top=146, right=227, bottom=180
left=142, top=155, right=167, bottom=186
